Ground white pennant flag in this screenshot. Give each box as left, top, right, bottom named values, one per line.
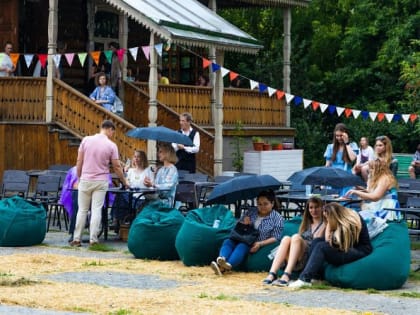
left=352, top=109, right=361, bottom=119
left=220, top=67, right=229, bottom=77
left=24, top=54, right=34, bottom=68
left=336, top=106, right=345, bottom=117
left=402, top=114, right=410, bottom=123
left=53, top=54, right=61, bottom=68
left=320, top=103, right=328, bottom=113
left=267, top=87, right=276, bottom=97
left=249, top=79, right=258, bottom=90
left=285, top=93, right=294, bottom=105
left=303, top=99, right=312, bottom=108
left=369, top=112, right=378, bottom=121
left=129, top=47, right=138, bottom=61
left=154, top=43, right=163, bottom=57
left=385, top=113, right=394, bottom=123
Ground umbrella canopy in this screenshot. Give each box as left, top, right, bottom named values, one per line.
left=287, top=166, right=364, bottom=188
left=126, top=126, right=193, bottom=146
left=206, top=174, right=281, bottom=205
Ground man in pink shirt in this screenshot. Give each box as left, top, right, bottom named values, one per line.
left=70, top=120, right=128, bottom=246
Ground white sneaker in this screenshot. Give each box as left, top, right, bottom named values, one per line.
left=288, top=279, right=312, bottom=288
left=217, top=256, right=232, bottom=271
left=210, top=261, right=223, bottom=276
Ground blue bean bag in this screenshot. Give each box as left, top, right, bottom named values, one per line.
left=325, top=221, right=410, bottom=290
left=0, top=196, right=46, bottom=246
left=245, top=216, right=301, bottom=272
left=128, top=201, right=185, bottom=260
left=175, top=205, right=236, bottom=266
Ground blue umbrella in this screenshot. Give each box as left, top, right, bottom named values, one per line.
left=287, top=166, right=364, bottom=188
left=206, top=174, right=281, bottom=205
left=126, top=126, right=193, bottom=146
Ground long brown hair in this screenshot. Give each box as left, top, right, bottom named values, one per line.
left=299, top=196, right=323, bottom=235
left=368, top=159, right=397, bottom=190
left=374, top=135, right=393, bottom=166
left=331, top=123, right=352, bottom=164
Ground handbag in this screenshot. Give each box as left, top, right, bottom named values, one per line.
left=229, top=222, right=259, bottom=246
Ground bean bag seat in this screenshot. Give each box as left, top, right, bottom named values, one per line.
left=0, top=196, right=46, bottom=246
left=175, top=205, right=236, bottom=266
left=245, top=216, right=302, bottom=272
left=325, top=221, right=410, bottom=290
left=128, top=200, right=185, bottom=260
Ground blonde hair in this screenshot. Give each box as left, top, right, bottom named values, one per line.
left=299, top=196, right=323, bottom=235
left=158, top=142, right=178, bottom=164
left=368, top=159, right=397, bottom=190
left=323, top=203, right=361, bottom=252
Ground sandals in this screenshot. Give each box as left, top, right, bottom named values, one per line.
left=262, top=271, right=277, bottom=284
left=272, top=272, right=291, bottom=287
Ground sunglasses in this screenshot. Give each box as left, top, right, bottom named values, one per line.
left=375, top=135, right=386, bottom=141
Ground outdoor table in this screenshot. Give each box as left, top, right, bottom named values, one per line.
left=383, top=207, right=420, bottom=237
left=397, top=189, right=420, bottom=197
left=194, top=181, right=218, bottom=208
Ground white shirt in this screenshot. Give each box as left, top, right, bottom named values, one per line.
left=0, top=53, right=13, bottom=77
left=172, top=127, right=200, bottom=154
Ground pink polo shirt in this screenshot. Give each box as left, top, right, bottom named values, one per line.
left=79, top=133, right=119, bottom=181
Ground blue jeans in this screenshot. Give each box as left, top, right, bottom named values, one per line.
left=219, top=239, right=250, bottom=267
left=299, top=238, right=368, bottom=282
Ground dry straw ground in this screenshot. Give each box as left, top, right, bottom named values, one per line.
left=0, top=250, right=362, bottom=315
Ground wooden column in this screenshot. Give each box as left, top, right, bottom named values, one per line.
left=46, top=0, right=58, bottom=123
left=283, top=8, right=291, bottom=127
left=119, top=13, right=128, bottom=102
left=147, top=33, right=158, bottom=164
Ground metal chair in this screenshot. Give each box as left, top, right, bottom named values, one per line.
left=175, top=180, right=197, bottom=213
left=405, top=197, right=420, bottom=239
left=0, top=170, right=30, bottom=199
left=183, top=172, right=209, bottom=182
left=48, top=164, right=72, bottom=171
left=44, top=171, right=69, bottom=231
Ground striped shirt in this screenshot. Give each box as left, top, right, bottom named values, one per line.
left=246, top=207, right=284, bottom=241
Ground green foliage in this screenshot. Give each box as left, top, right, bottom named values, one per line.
left=231, top=121, right=246, bottom=172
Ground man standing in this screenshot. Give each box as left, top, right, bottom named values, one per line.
left=408, top=144, right=420, bottom=179
left=70, top=120, right=128, bottom=246
left=173, top=112, right=200, bottom=173
left=0, top=42, right=15, bottom=77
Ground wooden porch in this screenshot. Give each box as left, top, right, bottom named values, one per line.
left=0, top=77, right=293, bottom=178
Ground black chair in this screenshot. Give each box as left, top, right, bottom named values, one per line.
left=44, top=170, right=69, bottom=231
left=406, top=197, right=420, bottom=239
left=48, top=164, right=72, bottom=171
left=175, top=180, right=197, bottom=213
left=0, top=170, right=30, bottom=199
left=183, top=172, right=209, bottom=182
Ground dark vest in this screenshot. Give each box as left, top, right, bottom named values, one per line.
left=175, top=129, right=197, bottom=173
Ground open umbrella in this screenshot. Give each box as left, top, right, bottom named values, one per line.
left=126, top=126, right=193, bottom=146
left=206, top=174, right=281, bottom=205
left=287, top=166, right=364, bottom=188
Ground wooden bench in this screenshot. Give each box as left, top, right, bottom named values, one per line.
left=393, top=153, right=413, bottom=179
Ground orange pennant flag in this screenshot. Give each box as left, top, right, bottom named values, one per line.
left=90, top=51, right=101, bottom=66
left=276, top=91, right=285, bottom=100
left=344, top=108, right=352, bottom=118
left=377, top=113, right=385, bottom=122
left=312, top=101, right=320, bottom=111
left=202, top=58, right=211, bottom=69
left=229, top=71, right=238, bottom=81
left=410, top=113, right=418, bottom=122
left=9, top=53, right=20, bottom=68
left=38, top=54, right=48, bottom=68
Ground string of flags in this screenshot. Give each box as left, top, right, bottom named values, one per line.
left=0, top=42, right=417, bottom=124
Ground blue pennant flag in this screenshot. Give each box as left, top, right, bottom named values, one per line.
left=328, top=105, right=336, bottom=114
left=293, top=96, right=302, bottom=106
left=361, top=111, right=369, bottom=120
left=211, top=63, right=221, bottom=72
left=258, top=83, right=267, bottom=93
left=392, top=114, right=401, bottom=122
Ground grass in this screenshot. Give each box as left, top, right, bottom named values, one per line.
left=197, top=292, right=239, bottom=301
left=82, top=260, right=106, bottom=267
left=411, top=241, right=420, bottom=250
left=88, top=243, right=116, bottom=252
left=408, top=270, right=420, bottom=282
left=0, top=276, right=37, bottom=286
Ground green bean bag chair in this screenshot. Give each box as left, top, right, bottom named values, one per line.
left=128, top=200, right=185, bottom=260
left=175, top=205, right=236, bottom=266
left=245, top=216, right=301, bottom=272
left=325, top=221, right=410, bottom=290
left=0, top=196, right=46, bottom=246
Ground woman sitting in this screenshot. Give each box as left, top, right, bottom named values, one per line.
left=263, top=196, right=325, bottom=286
left=346, top=159, right=399, bottom=221
left=210, top=189, right=284, bottom=276
left=289, top=202, right=372, bottom=288
left=89, top=72, right=115, bottom=111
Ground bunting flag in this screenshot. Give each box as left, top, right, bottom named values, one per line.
left=202, top=58, right=211, bottom=69
left=64, top=53, right=75, bottom=66
left=129, top=47, right=138, bottom=61
left=90, top=51, right=101, bottom=66
left=369, top=112, right=378, bottom=121
left=10, top=53, right=20, bottom=67
left=104, top=50, right=113, bottom=64
left=385, top=113, right=394, bottom=123
left=303, top=98, right=312, bottom=108
left=344, top=108, right=352, bottom=118
left=352, top=109, right=361, bottom=119
left=249, top=79, right=258, bottom=90
left=336, top=106, right=345, bottom=117
left=116, top=48, right=125, bottom=62
left=37, top=54, right=48, bottom=68
left=77, top=53, right=87, bottom=66
left=312, top=101, right=320, bottom=111
left=141, top=45, right=150, bottom=61
left=211, top=63, right=220, bottom=72
left=328, top=105, right=336, bottom=114
left=154, top=43, right=163, bottom=57
left=267, top=87, right=276, bottom=97
left=276, top=90, right=285, bottom=100
left=410, top=114, right=418, bottom=122
left=320, top=103, right=329, bottom=113
left=23, top=54, right=34, bottom=68
left=53, top=54, right=61, bottom=68
left=221, top=66, right=229, bottom=77
left=229, top=71, right=238, bottom=81
left=258, top=83, right=267, bottom=93
left=285, top=93, right=294, bottom=105
left=377, top=113, right=385, bottom=122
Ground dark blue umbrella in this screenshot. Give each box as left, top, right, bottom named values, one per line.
left=206, top=174, right=281, bottom=205
left=126, top=126, right=193, bottom=146
left=287, top=166, right=364, bottom=188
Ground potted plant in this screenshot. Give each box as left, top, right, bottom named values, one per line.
left=271, top=140, right=283, bottom=150
left=252, top=136, right=264, bottom=151
left=263, top=142, right=271, bottom=151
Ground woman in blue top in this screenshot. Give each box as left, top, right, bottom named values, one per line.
left=144, top=142, right=178, bottom=207
left=324, top=123, right=358, bottom=195
left=89, top=72, right=115, bottom=111
left=210, top=189, right=284, bottom=276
